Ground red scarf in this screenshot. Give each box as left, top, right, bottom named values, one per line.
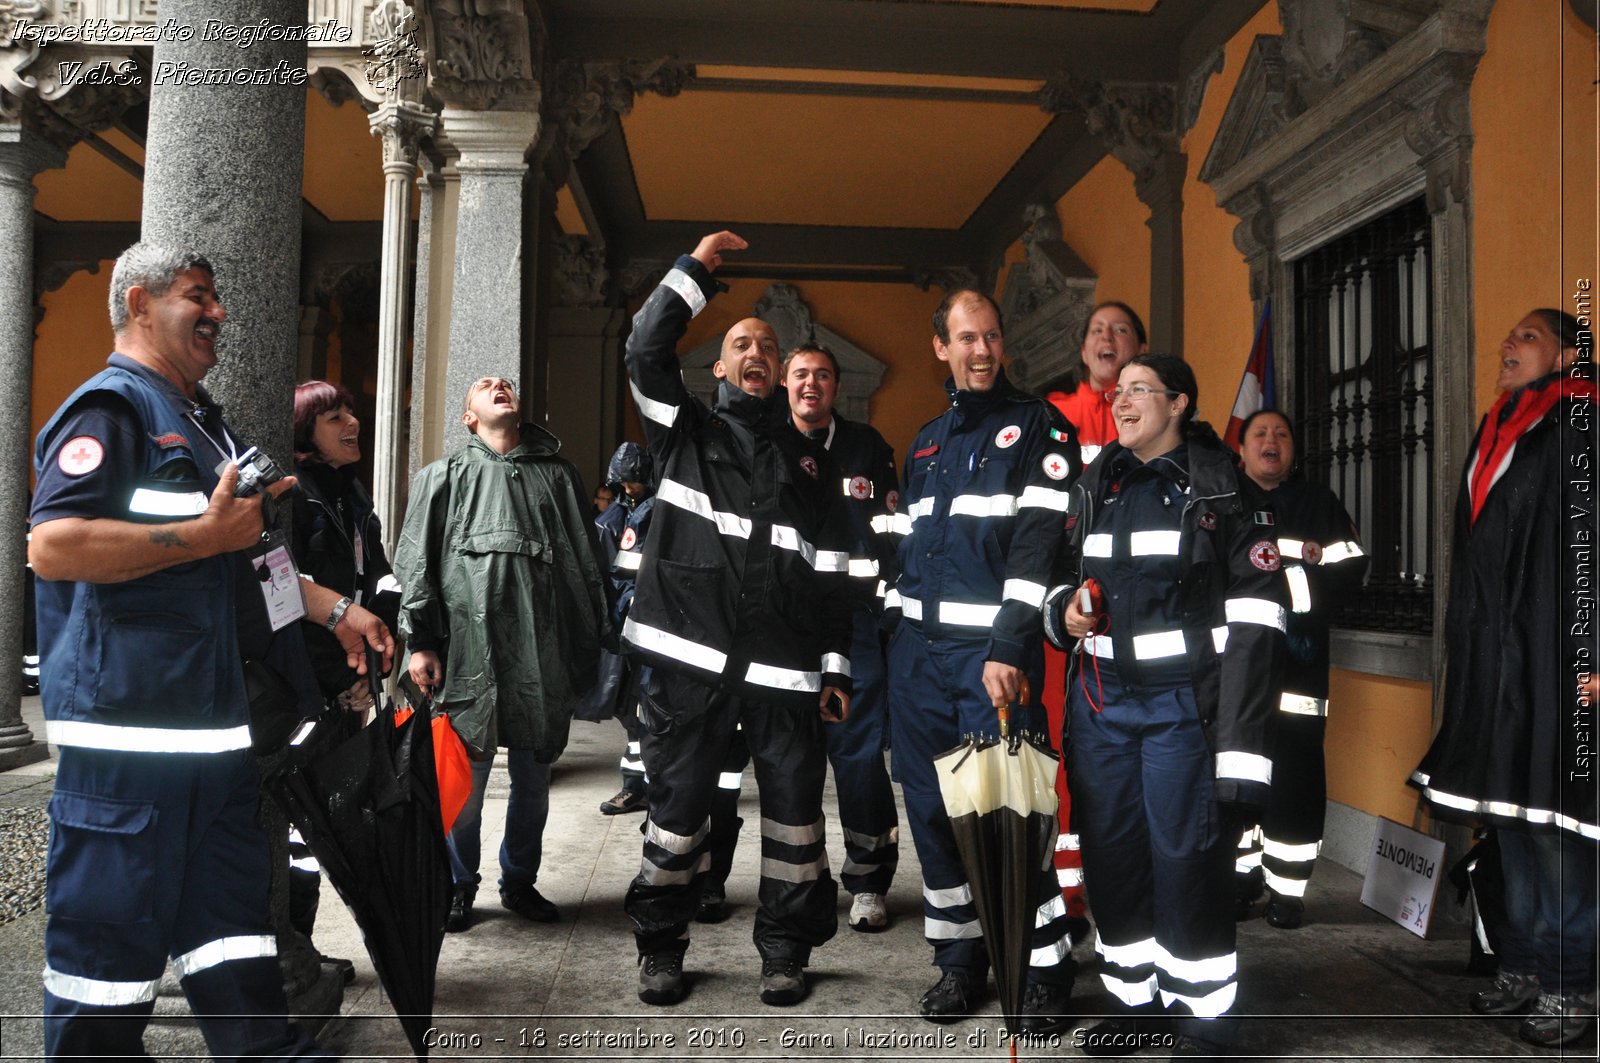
left=1467, top=375, right=1595, bottom=526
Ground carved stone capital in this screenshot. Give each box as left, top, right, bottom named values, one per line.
left=422, top=1, right=541, bottom=111
left=364, top=0, right=427, bottom=101
left=546, top=57, right=694, bottom=163
left=551, top=233, right=608, bottom=308
left=1041, top=75, right=1179, bottom=191
left=370, top=98, right=436, bottom=169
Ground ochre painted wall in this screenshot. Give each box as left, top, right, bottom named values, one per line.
left=32, top=262, right=120, bottom=485
left=674, top=277, right=951, bottom=463
left=1325, top=672, right=1436, bottom=826
left=1055, top=155, right=1152, bottom=335
left=1470, top=0, right=1598, bottom=411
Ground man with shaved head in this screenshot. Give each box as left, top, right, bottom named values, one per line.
left=621, top=231, right=857, bottom=1009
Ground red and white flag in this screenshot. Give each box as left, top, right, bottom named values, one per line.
left=1224, top=299, right=1277, bottom=451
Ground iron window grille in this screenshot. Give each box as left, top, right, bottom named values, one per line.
left=1293, top=197, right=1434, bottom=634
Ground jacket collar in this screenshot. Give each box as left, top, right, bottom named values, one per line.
left=943, top=365, right=1030, bottom=413
left=467, top=421, right=561, bottom=461
left=714, top=379, right=788, bottom=429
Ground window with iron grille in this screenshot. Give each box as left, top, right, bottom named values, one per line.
left=1293, top=197, right=1433, bottom=634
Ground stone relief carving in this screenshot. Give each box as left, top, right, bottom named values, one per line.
left=1278, top=0, right=1431, bottom=116
left=616, top=260, right=666, bottom=300
left=995, top=203, right=1096, bottom=392
left=422, top=0, right=539, bottom=110
left=1180, top=48, right=1223, bottom=136
left=545, top=57, right=693, bottom=163
left=551, top=233, right=607, bottom=308
left=364, top=0, right=426, bottom=100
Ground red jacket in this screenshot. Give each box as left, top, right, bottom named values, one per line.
left=1047, top=379, right=1117, bottom=465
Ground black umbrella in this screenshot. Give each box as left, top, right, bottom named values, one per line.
left=267, top=668, right=453, bottom=1059
left=935, top=699, right=1059, bottom=1047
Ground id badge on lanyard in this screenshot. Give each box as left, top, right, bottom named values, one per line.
left=253, top=526, right=307, bottom=632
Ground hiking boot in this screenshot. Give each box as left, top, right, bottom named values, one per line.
left=1470, top=968, right=1541, bottom=1015
left=444, top=886, right=474, bottom=933
left=848, top=892, right=889, bottom=932
left=1520, top=990, right=1598, bottom=1048
left=638, top=952, right=686, bottom=1006
left=500, top=885, right=559, bottom=923
left=600, top=787, right=648, bottom=815
left=1264, top=892, right=1304, bottom=929
left=759, top=957, right=808, bottom=1006
left=695, top=885, right=729, bottom=924
left=920, top=968, right=976, bottom=1023
left=1016, top=979, right=1073, bottom=1035
left=318, top=953, right=356, bottom=986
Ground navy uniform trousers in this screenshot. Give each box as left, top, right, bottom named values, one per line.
left=44, top=746, right=325, bottom=1061
left=1067, top=671, right=1240, bottom=1039
left=825, top=608, right=898, bottom=895
left=626, top=669, right=838, bottom=963
left=888, top=623, right=1076, bottom=984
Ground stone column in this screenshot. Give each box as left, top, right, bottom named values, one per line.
left=139, top=0, right=308, bottom=465
left=369, top=100, right=434, bottom=552
left=408, top=148, right=455, bottom=475
left=1135, top=150, right=1187, bottom=355
left=0, top=122, right=64, bottom=772
left=545, top=235, right=624, bottom=488
left=440, top=108, right=540, bottom=447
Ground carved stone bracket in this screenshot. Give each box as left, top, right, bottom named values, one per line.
left=544, top=57, right=693, bottom=164
left=1041, top=76, right=1179, bottom=196
left=1180, top=48, right=1224, bottom=137
left=420, top=0, right=541, bottom=111
left=1403, top=84, right=1472, bottom=215
left=552, top=232, right=607, bottom=308
left=616, top=259, right=666, bottom=300
left=996, top=203, right=1097, bottom=391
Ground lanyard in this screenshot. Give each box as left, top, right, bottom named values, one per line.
left=186, top=410, right=241, bottom=465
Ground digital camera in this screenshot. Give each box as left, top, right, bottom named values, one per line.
left=219, top=446, right=286, bottom=498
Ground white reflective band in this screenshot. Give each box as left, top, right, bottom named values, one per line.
left=1408, top=778, right=1600, bottom=840
left=1216, top=750, right=1272, bottom=785
left=761, top=854, right=829, bottom=883
left=288, top=720, right=317, bottom=747
left=621, top=757, right=646, bottom=772
left=374, top=573, right=402, bottom=595
left=1080, top=443, right=1102, bottom=466
left=1234, top=851, right=1263, bottom=870
left=1097, top=935, right=1158, bottom=969
left=821, top=652, right=851, bottom=678
left=128, top=487, right=208, bottom=517
left=1054, top=832, right=1073, bottom=852
left=940, top=601, right=1002, bottom=627
left=640, top=851, right=709, bottom=886
left=289, top=856, right=320, bottom=873
left=645, top=816, right=709, bottom=854
left=925, top=882, right=973, bottom=909
left=771, top=523, right=848, bottom=572
left=1278, top=537, right=1307, bottom=560
left=1003, top=578, right=1048, bottom=608
left=1159, top=981, right=1238, bottom=1019
left=762, top=815, right=826, bottom=846
left=1057, top=866, right=1084, bottom=888
left=899, top=595, right=923, bottom=620
left=1213, top=625, right=1229, bottom=652
left=884, top=588, right=904, bottom=613
left=1237, top=825, right=1261, bottom=848
left=1101, top=970, right=1158, bottom=1006
left=1226, top=597, right=1287, bottom=632
left=869, top=514, right=897, bottom=535
left=172, top=935, right=277, bottom=979
left=926, top=916, right=984, bottom=940
left=1064, top=832, right=1081, bottom=850
left=623, top=617, right=728, bottom=674
left=626, top=740, right=642, bottom=755
left=1019, top=485, right=1071, bottom=511
left=1035, top=893, right=1068, bottom=926
left=628, top=378, right=680, bottom=428
left=1083, top=533, right=1113, bottom=558
left=1132, top=629, right=1187, bottom=660
left=1322, top=540, right=1365, bottom=564
left=1262, top=838, right=1321, bottom=863
left=615, top=550, right=643, bottom=571
left=718, top=771, right=743, bottom=789
left=657, top=478, right=752, bottom=539
left=1154, top=942, right=1237, bottom=985
left=1130, top=530, right=1182, bottom=556
left=661, top=266, right=707, bottom=316
left=43, top=965, right=160, bottom=1006
left=909, top=497, right=936, bottom=520
left=848, top=557, right=879, bottom=578
left=1031, top=938, right=1071, bottom=967
left=1263, top=867, right=1310, bottom=897
left=1279, top=693, right=1327, bottom=717
left=844, top=825, right=898, bottom=850
left=1286, top=564, right=1312, bottom=614
left=746, top=660, right=822, bottom=693
left=288, top=828, right=305, bottom=844
left=949, top=492, right=1018, bottom=518
left=887, top=513, right=914, bottom=536
left=47, top=720, right=253, bottom=754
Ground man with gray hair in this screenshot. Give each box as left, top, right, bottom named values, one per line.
left=30, top=242, right=391, bottom=1060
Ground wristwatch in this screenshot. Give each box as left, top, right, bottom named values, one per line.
left=325, top=596, right=353, bottom=631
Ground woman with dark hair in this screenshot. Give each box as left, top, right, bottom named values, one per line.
left=1411, top=309, right=1597, bottom=1048
left=1231, top=409, right=1366, bottom=929
left=1043, top=353, right=1286, bottom=1056
left=1047, top=301, right=1149, bottom=467
left=285, top=380, right=402, bottom=973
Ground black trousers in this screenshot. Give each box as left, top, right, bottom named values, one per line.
left=625, top=669, right=838, bottom=964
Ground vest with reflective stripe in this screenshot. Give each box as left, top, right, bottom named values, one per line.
left=34, top=366, right=247, bottom=738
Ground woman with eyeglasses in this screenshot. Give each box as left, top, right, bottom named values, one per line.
left=1231, top=410, right=1366, bottom=930
left=1042, top=353, right=1287, bottom=1057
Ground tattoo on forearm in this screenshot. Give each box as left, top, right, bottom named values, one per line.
left=149, top=529, right=189, bottom=550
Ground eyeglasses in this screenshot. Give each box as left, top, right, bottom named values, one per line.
left=1106, top=384, right=1181, bottom=403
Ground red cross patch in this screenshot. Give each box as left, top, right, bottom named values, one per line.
left=994, top=425, right=1021, bottom=449
left=885, top=490, right=899, bottom=513
left=620, top=527, right=638, bottom=551
left=1249, top=540, right=1282, bottom=572
left=57, top=436, right=104, bottom=477
left=848, top=475, right=871, bottom=500
left=1302, top=540, right=1323, bottom=565
left=1042, top=453, right=1070, bottom=480
left=799, top=456, right=819, bottom=479
left=1198, top=511, right=1217, bottom=531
